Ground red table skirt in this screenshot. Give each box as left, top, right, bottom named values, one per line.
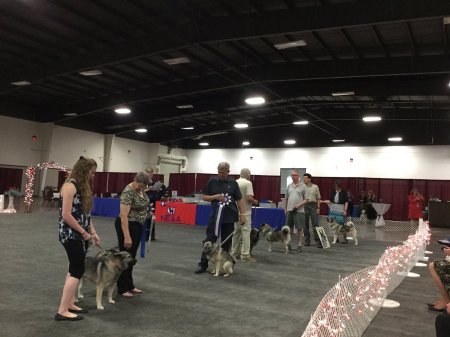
left=155, top=202, right=197, bottom=225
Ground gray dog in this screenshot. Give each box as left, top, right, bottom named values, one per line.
left=203, top=241, right=236, bottom=277
left=259, top=224, right=292, bottom=254
left=77, top=248, right=136, bottom=310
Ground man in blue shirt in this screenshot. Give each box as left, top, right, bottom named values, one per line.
left=195, top=162, right=245, bottom=274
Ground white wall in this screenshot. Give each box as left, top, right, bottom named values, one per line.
left=185, top=146, right=450, bottom=180
left=1, top=116, right=449, bottom=180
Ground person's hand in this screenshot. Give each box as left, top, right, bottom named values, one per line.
left=240, top=214, right=245, bottom=225
left=81, top=231, right=91, bottom=242
left=217, top=194, right=225, bottom=202
left=91, top=233, right=101, bottom=247
left=124, top=236, right=132, bottom=250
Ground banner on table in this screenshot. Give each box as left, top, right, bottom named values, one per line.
left=155, top=202, right=197, bottom=225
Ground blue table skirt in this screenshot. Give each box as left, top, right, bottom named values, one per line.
left=195, top=205, right=286, bottom=229
left=92, top=197, right=120, bottom=217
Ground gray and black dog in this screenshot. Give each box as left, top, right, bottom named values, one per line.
left=203, top=241, right=236, bottom=277
left=77, top=247, right=136, bottom=310
left=259, top=224, right=291, bottom=254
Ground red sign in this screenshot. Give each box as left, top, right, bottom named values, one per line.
left=155, top=202, right=197, bottom=225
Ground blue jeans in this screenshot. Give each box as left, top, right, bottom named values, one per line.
left=304, top=204, right=319, bottom=242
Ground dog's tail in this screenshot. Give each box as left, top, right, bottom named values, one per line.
left=281, top=225, right=290, bottom=235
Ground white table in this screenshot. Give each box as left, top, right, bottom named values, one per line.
left=372, top=203, right=391, bottom=227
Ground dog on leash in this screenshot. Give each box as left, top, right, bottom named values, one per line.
left=259, top=224, right=291, bottom=254
left=203, top=241, right=236, bottom=277
left=329, top=220, right=359, bottom=245
left=77, top=247, right=136, bottom=310
left=249, top=228, right=261, bottom=256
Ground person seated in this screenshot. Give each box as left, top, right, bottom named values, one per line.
left=427, top=246, right=450, bottom=312
left=435, top=304, right=450, bottom=337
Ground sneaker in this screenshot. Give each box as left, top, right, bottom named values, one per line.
left=241, top=256, right=256, bottom=262
left=194, top=267, right=207, bottom=274
left=296, top=246, right=303, bottom=253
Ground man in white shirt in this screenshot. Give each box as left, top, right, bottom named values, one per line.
left=285, top=170, right=308, bottom=252
left=231, top=168, right=258, bottom=262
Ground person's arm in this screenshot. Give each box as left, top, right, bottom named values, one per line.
left=202, top=193, right=225, bottom=202
left=246, top=194, right=258, bottom=206
left=61, top=182, right=91, bottom=242
left=316, top=187, right=321, bottom=214
left=119, top=203, right=132, bottom=250
left=238, top=198, right=246, bottom=224
left=89, top=220, right=101, bottom=247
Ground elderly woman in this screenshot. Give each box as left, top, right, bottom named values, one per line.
left=115, top=171, right=150, bottom=298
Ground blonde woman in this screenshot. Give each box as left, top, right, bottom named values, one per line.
left=55, top=156, right=101, bottom=321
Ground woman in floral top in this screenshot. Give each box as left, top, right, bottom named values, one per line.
left=115, top=171, right=150, bottom=297
left=55, top=156, right=100, bottom=321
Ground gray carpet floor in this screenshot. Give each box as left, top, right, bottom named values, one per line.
left=0, top=202, right=448, bottom=337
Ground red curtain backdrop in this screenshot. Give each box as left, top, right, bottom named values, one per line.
left=0, top=167, right=23, bottom=194
left=107, top=173, right=136, bottom=194
left=252, top=175, right=281, bottom=204
left=168, top=173, right=196, bottom=196
left=52, top=168, right=450, bottom=221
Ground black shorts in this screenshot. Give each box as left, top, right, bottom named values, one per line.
left=62, top=239, right=87, bottom=279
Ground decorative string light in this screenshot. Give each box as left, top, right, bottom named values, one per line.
left=24, top=161, right=69, bottom=212
left=302, top=221, right=430, bottom=337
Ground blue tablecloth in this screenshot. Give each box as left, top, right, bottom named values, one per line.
left=195, top=205, right=286, bottom=229
left=92, top=197, right=120, bottom=217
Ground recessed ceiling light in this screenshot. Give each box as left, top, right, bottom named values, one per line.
left=176, top=104, right=194, bottom=109
left=331, top=91, right=355, bottom=97
left=284, top=139, right=296, bottom=145
left=274, top=40, right=307, bottom=50
left=234, top=123, right=248, bottom=129
left=332, top=139, right=346, bottom=143
left=363, top=116, right=381, bottom=122
left=388, top=137, right=402, bottom=142
left=293, top=120, right=309, bottom=125
left=242, top=141, right=250, bottom=146
left=163, top=57, right=190, bottom=65
left=135, top=128, right=147, bottom=133
left=11, top=80, right=31, bottom=86
left=245, top=96, right=265, bottom=105
left=115, top=108, right=131, bottom=114
left=181, top=126, right=194, bottom=130
left=79, top=69, right=102, bottom=76
left=64, top=113, right=78, bottom=117
left=199, top=142, right=209, bottom=146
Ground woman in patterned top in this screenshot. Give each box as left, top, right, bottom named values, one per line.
left=115, top=171, right=150, bottom=297
left=55, top=156, right=100, bottom=321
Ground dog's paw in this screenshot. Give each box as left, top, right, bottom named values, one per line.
left=223, top=273, right=230, bottom=277
left=77, top=294, right=84, bottom=299
left=97, top=305, right=105, bottom=310
left=108, top=299, right=115, bottom=304
left=355, top=242, right=358, bottom=245
left=267, top=248, right=272, bottom=252
left=214, top=274, right=219, bottom=277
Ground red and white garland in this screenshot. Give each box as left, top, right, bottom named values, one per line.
left=24, top=162, right=69, bottom=211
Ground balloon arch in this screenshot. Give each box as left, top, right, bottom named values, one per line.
left=24, top=162, right=69, bottom=212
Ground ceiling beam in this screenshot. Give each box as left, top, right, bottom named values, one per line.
left=1, top=0, right=449, bottom=91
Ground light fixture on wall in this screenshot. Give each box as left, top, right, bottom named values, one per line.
left=242, top=141, right=250, bottom=146
left=284, top=139, right=296, bottom=145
